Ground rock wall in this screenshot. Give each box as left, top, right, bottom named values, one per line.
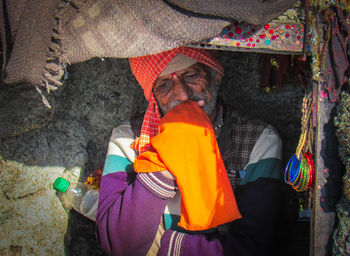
left=0, top=52, right=307, bottom=255
left=333, top=91, right=350, bottom=255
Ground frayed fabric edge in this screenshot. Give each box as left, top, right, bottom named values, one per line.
left=38, top=0, right=84, bottom=107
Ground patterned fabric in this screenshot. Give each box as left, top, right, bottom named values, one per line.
left=219, top=113, right=266, bottom=170
left=322, top=7, right=350, bottom=103
left=129, top=47, right=224, bottom=153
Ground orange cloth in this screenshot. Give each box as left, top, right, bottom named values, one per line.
left=134, top=101, right=241, bottom=231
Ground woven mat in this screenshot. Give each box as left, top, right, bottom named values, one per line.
left=1, top=0, right=297, bottom=103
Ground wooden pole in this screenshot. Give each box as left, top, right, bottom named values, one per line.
left=310, top=82, right=343, bottom=255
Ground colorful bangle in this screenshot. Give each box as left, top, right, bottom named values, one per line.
left=284, top=152, right=314, bottom=192
left=304, top=152, right=315, bottom=189
left=294, top=155, right=308, bottom=191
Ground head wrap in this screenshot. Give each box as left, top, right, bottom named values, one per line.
left=159, top=54, right=198, bottom=76
left=129, top=47, right=224, bottom=153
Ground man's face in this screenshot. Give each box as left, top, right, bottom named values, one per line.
left=153, top=63, right=219, bottom=120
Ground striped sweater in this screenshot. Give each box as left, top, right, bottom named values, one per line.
left=96, top=108, right=282, bottom=256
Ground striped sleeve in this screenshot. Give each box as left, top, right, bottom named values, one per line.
left=159, top=231, right=187, bottom=256
left=137, top=172, right=177, bottom=199
left=168, top=232, right=187, bottom=256
left=159, top=230, right=223, bottom=256
left=240, top=125, right=282, bottom=185
left=103, top=121, right=177, bottom=198
left=97, top=121, right=175, bottom=255
left=102, top=122, right=136, bottom=176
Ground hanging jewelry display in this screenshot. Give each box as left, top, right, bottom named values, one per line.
left=285, top=92, right=315, bottom=192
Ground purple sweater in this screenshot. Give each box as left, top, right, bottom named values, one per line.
left=96, top=119, right=282, bottom=256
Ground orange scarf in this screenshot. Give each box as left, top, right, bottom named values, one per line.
left=134, top=101, right=241, bottom=231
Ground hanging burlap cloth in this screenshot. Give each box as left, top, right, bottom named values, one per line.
left=0, top=0, right=297, bottom=98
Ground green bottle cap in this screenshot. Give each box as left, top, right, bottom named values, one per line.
left=53, top=177, right=70, bottom=193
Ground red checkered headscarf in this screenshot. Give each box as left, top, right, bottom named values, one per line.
left=129, top=47, right=224, bottom=153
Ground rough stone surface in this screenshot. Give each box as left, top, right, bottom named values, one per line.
left=333, top=91, right=350, bottom=255
left=0, top=85, right=55, bottom=139
left=0, top=52, right=309, bottom=255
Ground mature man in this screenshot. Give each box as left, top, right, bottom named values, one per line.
left=96, top=47, right=282, bottom=256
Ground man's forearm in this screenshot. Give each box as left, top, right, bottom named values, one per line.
left=96, top=171, right=167, bottom=255
left=221, top=177, right=282, bottom=256
left=159, top=177, right=281, bottom=256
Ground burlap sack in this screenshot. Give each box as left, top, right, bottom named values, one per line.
left=1, top=0, right=297, bottom=99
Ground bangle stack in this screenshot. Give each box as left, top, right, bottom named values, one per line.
left=284, top=152, right=314, bottom=192
left=284, top=92, right=315, bottom=192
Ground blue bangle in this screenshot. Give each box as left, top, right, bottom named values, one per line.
left=289, top=155, right=300, bottom=184
left=284, top=154, right=300, bottom=185
left=284, top=155, right=295, bottom=183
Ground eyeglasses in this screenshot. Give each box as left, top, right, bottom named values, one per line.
left=153, top=66, right=208, bottom=96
